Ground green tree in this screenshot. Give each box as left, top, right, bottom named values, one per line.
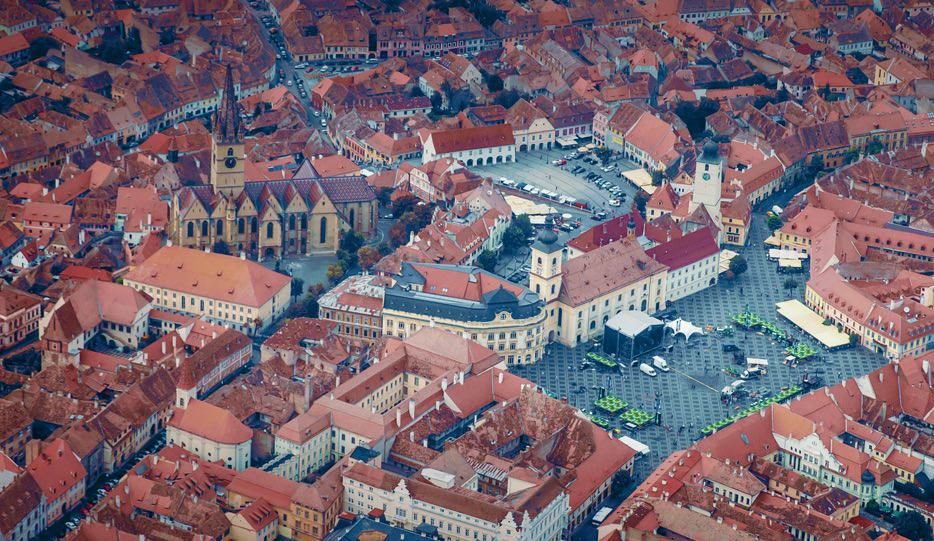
left=326, top=263, right=345, bottom=284
left=376, top=187, right=394, bottom=207
left=729, top=255, right=748, bottom=277
left=894, top=510, right=932, bottom=541
left=594, top=147, right=612, bottom=164
left=290, top=277, right=305, bottom=301
left=493, top=90, right=523, bottom=109
left=339, top=230, right=365, bottom=254
left=650, top=170, right=665, bottom=187
left=357, top=246, right=380, bottom=270
left=634, top=192, right=649, bottom=215
left=477, top=250, right=498, bottom=272
left=290, top=283, right=325, bottom=318
left=485, top=72, right=504, bottom=92
left=866, top=138, right=884, bottom=156
left=336, top=249, right=356, bottom=270
left=392, top=194, right=419, bottom=217
left=212, top=240, right=231, bottom=255
left=501, top=225, right=527, bottom=254
left=767, top=214, right=783, bottom=231
left=513, top=214, right=534, bottom=238
left=783, top=277, right=797, bottom=291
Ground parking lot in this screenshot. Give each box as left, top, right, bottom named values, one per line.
left=473, top=148, right=644, bottom=212
left=510, top=213, right=888, bottom=483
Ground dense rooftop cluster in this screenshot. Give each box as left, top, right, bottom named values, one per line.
left=0, top=0, right=931, bottom=538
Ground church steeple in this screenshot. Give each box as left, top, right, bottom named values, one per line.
left=214, top=64, right=242, bottom=145
left=210, top=64, right=246, bottom=199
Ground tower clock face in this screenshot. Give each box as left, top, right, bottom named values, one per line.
left=224, top=156, right=237, bottom=169
left=702, top=173, right=711, bottom=180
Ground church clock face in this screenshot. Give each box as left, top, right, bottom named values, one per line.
left=224, top=156, right=237, bottom=169
left=702, top=173, right=711, bottom=180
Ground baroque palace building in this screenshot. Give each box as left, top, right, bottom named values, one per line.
left=171, top=66, right=377, bottom=259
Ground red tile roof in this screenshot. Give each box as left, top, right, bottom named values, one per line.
left=427, top=124, right=515, bottom=154
left=168, top=399, right=252, bottom=445
left=646, top=228, right=719, bottom=271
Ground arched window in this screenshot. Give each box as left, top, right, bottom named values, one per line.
left=589, top=321, right=596, bottom=330
left=226, top=148, right=234, bottom=156
left=289, top=215, right=296, bottom=231
left=641, top=299, right=648, bottom=311
left=201, top=221, right=208, bottom=236
left=320, top=217, right=328, bottom=244
left=349, top=208, right=356, bottom=228
left=552, top=257, right=557, bottom=266
left=216, top=220, right=223, bottom=236
left=301, top=215, right=307, bottom=230
left=266, top=222, right=274, bottom=239
left=537, top=257, right=543, bottom=265
left=238, top=219, right=245, bottom=234
left=187, top=222, right=194, bottom=237
left=251, top=217, right=257, bottom=233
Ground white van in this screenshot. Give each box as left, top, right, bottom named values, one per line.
left=651, top=355, right=669, bottom=372
left=639, top=363, right=657, bottom=377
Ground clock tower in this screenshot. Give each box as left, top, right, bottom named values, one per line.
left=211, top=65, right=245, bottom=199
left=688, top=141, right=723, bottom=243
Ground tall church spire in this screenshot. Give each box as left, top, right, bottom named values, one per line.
left=214, top=64, right=242, bottom=144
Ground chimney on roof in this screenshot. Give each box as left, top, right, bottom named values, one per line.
left=115, top=495, right=121, bottom=508
left=498, top=372, right=504, bottom=384
left=303, top=377, right=312, bottom=413
left=441, top=377, right=448, bottom=392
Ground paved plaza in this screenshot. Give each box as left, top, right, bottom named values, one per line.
left=472, top=148, right=642, bottom=211
left=510, top=213, right=888, bottom=483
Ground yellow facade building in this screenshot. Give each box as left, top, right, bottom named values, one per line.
left=530, top=231, right=668, bottom=346
left=123, top=246, right=291, bottom=335
left=170, top=66, right=377, bottom=260
left=381, top=262, right=547, bottom=365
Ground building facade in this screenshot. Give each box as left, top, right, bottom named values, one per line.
left=123, top=246, right=291, bottom=335
left=530, top=232, right=668, bottom=346
left=382, top=263, right=547, bottom=364
left=167, top=399, right=252, bottom=470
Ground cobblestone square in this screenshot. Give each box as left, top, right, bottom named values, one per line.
left=510, top=213, right=888, bottom=482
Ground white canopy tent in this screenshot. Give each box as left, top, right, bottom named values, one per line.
left=666, top=318, right=705, bottom=340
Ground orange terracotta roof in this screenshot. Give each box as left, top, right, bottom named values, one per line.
left=124, top=246, right=291, bottom=309
left=168, top=399, right=252, bottom=445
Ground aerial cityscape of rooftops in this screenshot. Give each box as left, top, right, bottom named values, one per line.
left=1, top=0, right=934, bottom=539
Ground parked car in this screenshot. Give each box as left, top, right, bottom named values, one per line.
left=639, top=363, right=657, bottom=377
left=609, top=199, right=621, bottom=207
left=651, top=355, right=670, bottom=372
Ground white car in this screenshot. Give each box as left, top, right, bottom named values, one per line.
left=651, top=355, right=670, bottom=372
left=639, top=363, right=657, bottom=377
left=321, top=120, right=327, bottom=127
left=608, top=199, right=621, bottom=207
left=286, top=79, right=292, bottom=86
